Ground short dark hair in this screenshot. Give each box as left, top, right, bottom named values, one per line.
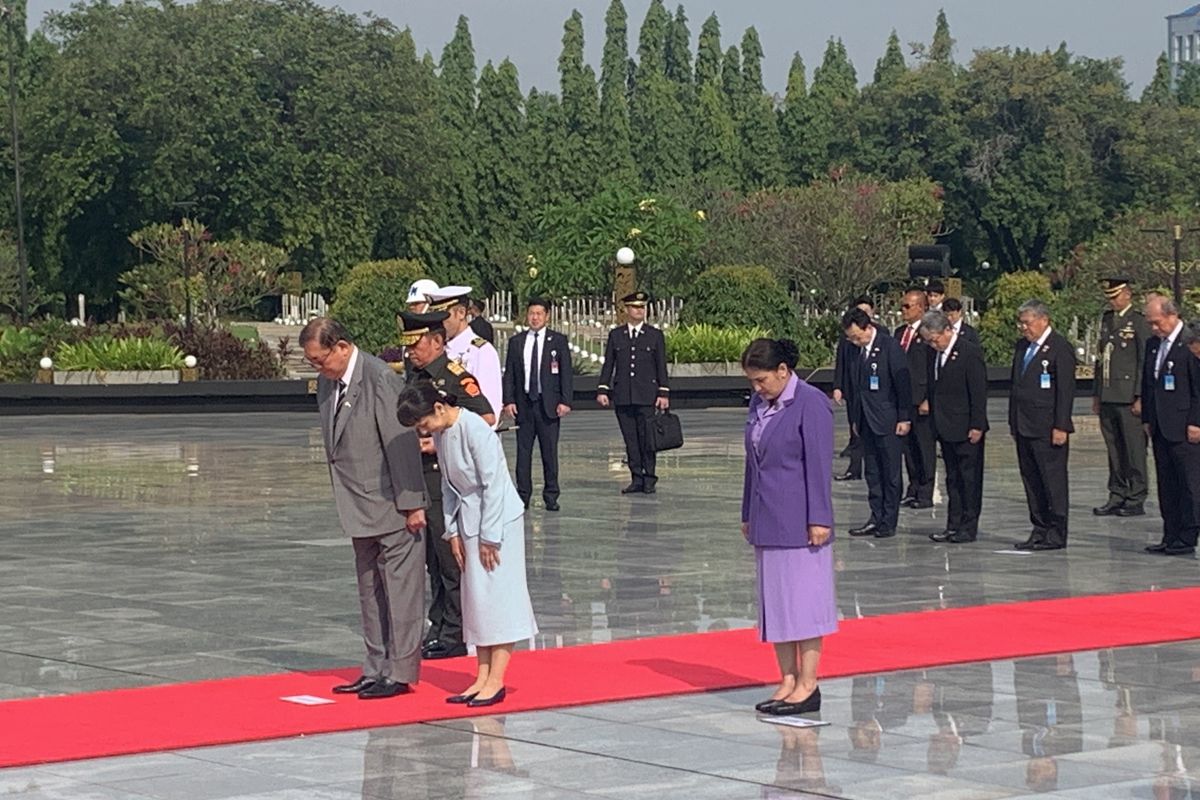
left=526, top=297, right=551, bottom=312
left=396, top=380, right=458, bottom=428
left=926, top=279, right=946, bottom=294
left=942, top=297, right=963, bottom=313
left=741, top=338, right=800, bottom=371
left=842, top=307, right=872, bottom=331
left=469, top=298, right=486, bottom=314
left=299, top=317, right=353, bottom=348
left=852, top=295, right=875, bottom=310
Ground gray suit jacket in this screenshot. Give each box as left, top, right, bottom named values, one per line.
left=318, top=350, right=427, bottom=537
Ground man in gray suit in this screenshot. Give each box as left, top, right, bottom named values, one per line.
left=301, top=318, right=428, bottom=700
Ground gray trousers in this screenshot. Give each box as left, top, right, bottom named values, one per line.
left=352, top=529, right=426, bottom=683
left=1099, top=402, right=1148, bottom=505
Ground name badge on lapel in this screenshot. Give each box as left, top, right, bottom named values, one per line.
left=1165, top=361, right=1176, bottom=392
left=550, top=349, right=560, bottom=375
left=869, top=363, right=880, bottom=392
left=1040, top=361, right=1051, bottom=390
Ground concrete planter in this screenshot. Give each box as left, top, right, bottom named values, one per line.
left=53, top=370, right=181, bottom=386
left=668, top=362, right=744, bottom=378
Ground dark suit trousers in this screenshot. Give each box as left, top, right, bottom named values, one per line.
left=1151, top=432, right=1200, bottom=547
left=903, top=413, right=937, bottom=503
left=421, top=466, right=462, bottom=647
left=1014, top=436, right=1069, bottom=545
left=515, top=397, right=561, bottom=504
left=1099, top=402, right=1148, bottom=505
left=862, top=427, right=903, bottom=531
left=616, top=404, right=657, bottom=487
left=352, top=528, right=425, bottom=683
left=940, top=436, right=985, bottom=534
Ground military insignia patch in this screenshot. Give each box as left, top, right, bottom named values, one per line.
left=461, top=377, right=481, bottom=397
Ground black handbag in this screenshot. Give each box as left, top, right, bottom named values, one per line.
left=648, top=409, right=684, bottom=452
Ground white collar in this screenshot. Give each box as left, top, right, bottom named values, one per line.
left=1165, top=320, right=1184, bottom=346
left=1030, top=326, right=1052, bottom=349
left=337, top=346, right=359, bottom=386
left=628, top=322, right=644, bottom=334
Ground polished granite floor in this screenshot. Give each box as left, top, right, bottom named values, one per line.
left=1, top=402, right=1197, bottom=797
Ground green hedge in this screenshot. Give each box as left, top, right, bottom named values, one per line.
left=329, top=259, right=427, bottom=355
left=979, top=271, right=1055, bottom=365
left=55, top=337, right=185, bottom=371
left=666, top=324, right=770, bottom=363
left=680, top=265, right=797, bottom=337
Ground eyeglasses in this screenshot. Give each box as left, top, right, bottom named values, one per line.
left=304, top=342, right=346, bottom=367
left=901, top=303, right=917, bottom=309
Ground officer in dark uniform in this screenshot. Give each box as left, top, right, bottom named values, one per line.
left=397, top=310, right=495, bottom=659
left=596, top=291, right=670, bottom=494
left=1092, top=277, right=1151, bottom=517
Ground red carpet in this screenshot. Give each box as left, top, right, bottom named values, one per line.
left=4, top=588, right=1200, bottom=768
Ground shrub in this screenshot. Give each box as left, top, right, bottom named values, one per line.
left=55, top=337, right=185, bottom=371
left=979, top=271, right=1055, bottom=365
left=330, top=259, right=427, bottom=355
left=680, top=265, right=797, bottom=337
left=0, top=327, right=45, bottom=382
left=666, top=323, right=770, bottom=363
left=166, top=323, right=285, bottom=380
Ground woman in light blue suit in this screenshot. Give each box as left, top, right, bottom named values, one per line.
left=397, top=382, right=537, bottom=708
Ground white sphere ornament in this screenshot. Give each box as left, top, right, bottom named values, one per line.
left=616, top=247, right=635, bottom=265
left=184, top=355, right=198, bottom=368
left=39, top=357, right=52, bottom=370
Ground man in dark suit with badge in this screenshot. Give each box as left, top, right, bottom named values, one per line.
left=597, top=291, right=670, bottom=494
left=832, top=296, right=877, bottom=482
left=1141, top=295, right=1200, bottom=556
left=895, top=289, right=936, bottom=509
left=398, top=310, right=495, bottom=659
left=920, top=310, right=988, bottom=543
left=843, top=307, right=912, bottom=539
left=503, top=297, right=574, bottom=511
left=942, top=298, right=980, bottom=346
left=1010, top=300, right=1076, bottom=551
left=1092, top=277, right=1151, bottom=518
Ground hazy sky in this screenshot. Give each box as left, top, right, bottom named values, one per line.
left=26, top=0, right=1189, bottom=95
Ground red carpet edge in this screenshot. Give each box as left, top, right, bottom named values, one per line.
left=4, top=587, right=1200, bottom=768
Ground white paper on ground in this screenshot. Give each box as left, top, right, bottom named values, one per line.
left=992, top=550, right=1033, bottom=555
left=758, top=716, right=831, bottom=728
left=280, top=695, right=336, bottom=706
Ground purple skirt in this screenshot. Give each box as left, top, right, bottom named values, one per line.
left=755, top=543, right=838, bottom=643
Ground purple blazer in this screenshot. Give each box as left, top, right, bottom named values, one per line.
left=741, top=379, right=835, bottom=548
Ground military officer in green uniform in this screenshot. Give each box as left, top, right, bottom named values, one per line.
left=1092, top=277, right=1151, bottom=517
left=398, top=310, right=496, bottom=660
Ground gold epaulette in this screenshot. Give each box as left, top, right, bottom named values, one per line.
left=446, top=360, right=466, bottom=375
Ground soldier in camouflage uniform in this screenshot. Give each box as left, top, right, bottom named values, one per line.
left=1092, top=277, right=1151, bottom=517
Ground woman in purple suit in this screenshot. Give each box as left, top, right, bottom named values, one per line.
left=741, top=338, right=837, bottom=716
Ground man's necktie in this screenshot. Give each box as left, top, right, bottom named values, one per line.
left=1021, top=342, right=1038, bottom=374
left=529, top=331, right=541, bottom=399
left=901, top=326, right=913, bottom=351
left=333, top=379, right=347, bottom=422
left=1156, top=339, right=1170, bottom=378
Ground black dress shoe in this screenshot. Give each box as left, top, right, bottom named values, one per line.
left=768, top=687, right=822, bottom=716
left=900, top=497, right=918, bottom=508
left=1145, top=542, right=1169, bottom=553
left=642, top=485, right=657, bottom=494
left=467, top=687, right=507, bottom=707
left=947, top=531, right=978, bottom=543
left=755, top=698, right=786, bottom=713
left=833, top=471, right=861, bottom=482
left=1164, top=545, right=1196, bottom=556
left=849, top=523, right=878, bottom=537
left=1115, top=504, right=1145, bottom=517
left=1027, top=541, right=1065, bottom=551
left=907, top=500, right=934, bottom=510
left=874, top=528, right=896, bottom=539
left=929, top=530, right=955, bottom=542
left=1092, top=502, right=1122, bottom=516
left=620, top=483, right=644, bottom=494
left=446, top=691, right=479, bottom=704
left=358, top=678, right=411, bottom=699
left=544, top=501, right=560, bottom=512
left=333, top=675, right=377, bottom=694
left=422, top=641, right=468, bottom=660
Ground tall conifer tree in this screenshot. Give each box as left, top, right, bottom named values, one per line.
left=475, top=59, right=528, bottom=286
left=558, top=10, right=602, bottom=200
left=738, top=27, right=784, bottom=188
left=599, top=0, right=637, bottom=184
left=630, top=0, right=690, bottom=187
left=778, top=52, right=808, bottom=183
left=695, top=13, right=722, bottom=88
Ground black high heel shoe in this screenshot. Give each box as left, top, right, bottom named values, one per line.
left=446, top=691, right=479, bottom=704
left=466, top=687, right=507, bottom=708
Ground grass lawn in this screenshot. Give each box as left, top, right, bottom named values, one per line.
left=227, top=323, right=260, bottom=342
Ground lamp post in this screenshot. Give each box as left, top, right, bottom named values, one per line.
left=0, top=2, right=28, bottom=324
left=1140, top=224, right=1200, bottom=306
left=172, top=202, right=197, bottom=332
left=614, top=246, right=635, bottom=325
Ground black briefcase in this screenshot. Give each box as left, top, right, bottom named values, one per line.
left=648, top=410, right=684, bottom=452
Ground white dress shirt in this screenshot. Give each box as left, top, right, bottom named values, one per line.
left=523, top=327, right=546, bottom=394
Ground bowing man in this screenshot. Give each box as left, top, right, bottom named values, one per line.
left=920, top=310, right=988, bottom=543
left=842, top=307, right=911, bottom=540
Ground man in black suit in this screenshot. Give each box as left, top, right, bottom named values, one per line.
left=921, top=310, right=988, bottom=543
left=942, top=298, right=980, bottom=345
left=502, top=297, right=574, bottom=512
left=597, top=291, right=670, bottom=494
left=1141, top=295, right=1200, bottom=556
left=1010, top=300, right=1076, bottom=551
left=895, top=289, right=936, bottom=509
left=843, top=307, right=912, bottom=539
left=832, top=295, right=876, bottom=481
